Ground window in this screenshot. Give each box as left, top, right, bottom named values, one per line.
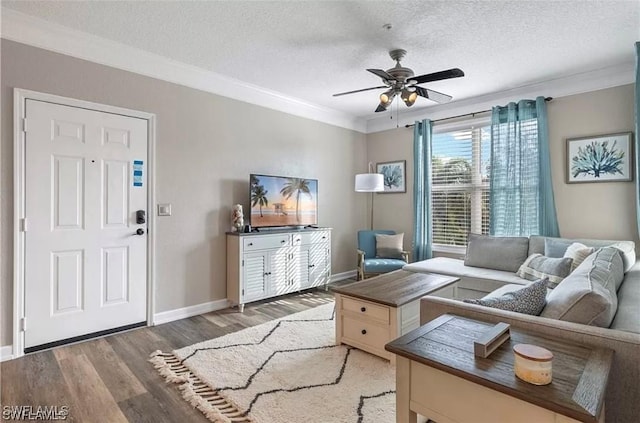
left=432, top=124, right=490, bottom=248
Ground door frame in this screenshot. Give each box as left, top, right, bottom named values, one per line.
left=13, top=88, right=157, bottom=358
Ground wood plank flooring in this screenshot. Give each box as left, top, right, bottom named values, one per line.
left=0, top=288, right=339, bottom=422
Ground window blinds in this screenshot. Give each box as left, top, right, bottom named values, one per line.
left=432, top=126, right=490, bottom=246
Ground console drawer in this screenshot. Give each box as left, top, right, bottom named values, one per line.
left=342, top=316, right=389, bottom=352
left=243, top=235, right=289, bottom=250
left=292, top=231, right=330, bottom=246
left=341, top=297, right=390, bottom=324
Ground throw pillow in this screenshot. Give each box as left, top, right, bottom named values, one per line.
left=464, top=279, right=548, bottom=315
left=563, top=242, right=595, bottom=271
left=375, top=233, right=404, bottom=259
left=464, top=233, right=530, bottom=273
left=516, top=254, right=573, bottom=288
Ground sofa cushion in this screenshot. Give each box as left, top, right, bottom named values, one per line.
left=530, top=236, right=636, bottom=272
left=464, top=233, right=529, bottom=273
left=541, top=247, right=623, bottom=327
left=375, top=233, right=404, bottom=259
left=563, top=243, right=595, bottom=271
left=516, top=254, right=573, bottom=288
left=464, top=279, right=547, bottom=315
left=544, top=238, right=573, bottom=258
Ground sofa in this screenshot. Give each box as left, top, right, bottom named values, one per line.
left=403, top=235, right=640, bottom=423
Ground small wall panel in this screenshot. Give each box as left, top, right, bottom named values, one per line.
left=52, top=250, right=84, bottom=314
left=102, top=247, right=129, bottom=305
left=53, top=155, right=84, bottom=230
left=103, top=160, right=129, bottom=227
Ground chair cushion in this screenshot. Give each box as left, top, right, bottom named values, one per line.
left=463, top=279, right=548, bottom=315
left=364, top=258, right=406, bottom=274
left=516, top=254, right=573, bottom=288
left=375, top=233, right=404, bottom=259
left=358, top=230, right=395, bottom=258
left=464, top=233, right=530, bottom=272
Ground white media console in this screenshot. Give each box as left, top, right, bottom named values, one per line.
left=226, top=228, right=332, bottom=311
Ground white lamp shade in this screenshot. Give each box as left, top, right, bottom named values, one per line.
left=355, top=173, right=384, bottom=192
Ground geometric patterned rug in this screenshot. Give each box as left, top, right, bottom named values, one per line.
left=149, top=302, right=395, bottom=422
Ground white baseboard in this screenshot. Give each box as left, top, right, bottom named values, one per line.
left=1, top=345, right=14, bottom=362
left=153, top=299, right=230, bottom=325
left=331, top=270, right=357, bottom=282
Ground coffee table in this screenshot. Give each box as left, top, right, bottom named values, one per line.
left=333, top=269, right=458, bottom=363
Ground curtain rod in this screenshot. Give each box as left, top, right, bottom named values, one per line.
left=404, top=97, right=553, bottom=128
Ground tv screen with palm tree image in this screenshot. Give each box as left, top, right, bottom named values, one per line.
left=250, top=174, right=318, bottom=228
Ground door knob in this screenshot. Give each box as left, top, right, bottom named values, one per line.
left=135, top=228, right=145, bottom=236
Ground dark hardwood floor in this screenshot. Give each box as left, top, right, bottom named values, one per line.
left=0, top=287, right=342, bottom=422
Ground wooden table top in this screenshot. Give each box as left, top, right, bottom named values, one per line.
left=332, top=270, right=459, bottom=307
left=385, top=314, right=614, bottom=423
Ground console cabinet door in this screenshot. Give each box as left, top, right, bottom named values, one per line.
left=296, top=245, right=312, bottom=290
left=269, top=248, right=291, bottom=296
left=309, top=245, right=329, bottom=288
left=242, top=251, right=269, bottom=302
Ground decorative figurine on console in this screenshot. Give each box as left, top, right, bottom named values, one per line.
left=231, top=204, right=244, bottom=232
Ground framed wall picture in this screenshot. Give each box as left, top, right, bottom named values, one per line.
left=566, top=132, right=634, bottom=184
left=376, top=160, right=406, bottom=193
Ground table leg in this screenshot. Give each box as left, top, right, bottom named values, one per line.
left=396, top=356, right=417, bottom=423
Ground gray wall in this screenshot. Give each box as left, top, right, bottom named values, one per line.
left=1, top=40, right=367, bottom=347
left=367, top=84, right=638, bottom=252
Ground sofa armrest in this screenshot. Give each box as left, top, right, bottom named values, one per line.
left=420, top=296, right=640, bottom=423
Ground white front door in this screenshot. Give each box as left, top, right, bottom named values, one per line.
left=24, top=99, right=148, bottom=350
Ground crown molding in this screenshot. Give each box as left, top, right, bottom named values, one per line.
left=365, top=62, right=635, bottom=133
left=0, top=8, right=366, bottom=133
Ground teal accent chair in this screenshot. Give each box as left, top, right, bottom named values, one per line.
left=356, top=230, right=409, bottom=280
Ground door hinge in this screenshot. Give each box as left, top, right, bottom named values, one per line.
left=21, top=218, right=28, bottom=232
left=22, top=118, right=28, bottom=133
left=241, top=289, right=244, bottom=296
left=241, top=259, right=244, bottom=266
left=20, top=317, right=27, bottom=331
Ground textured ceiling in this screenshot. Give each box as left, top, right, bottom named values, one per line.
left=3, top=1, right=639, bottom=120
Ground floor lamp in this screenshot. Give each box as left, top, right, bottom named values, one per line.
left=355, top=163, right=384, bottom=230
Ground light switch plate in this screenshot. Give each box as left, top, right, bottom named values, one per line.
left=157, top=203, right=172, bottom=216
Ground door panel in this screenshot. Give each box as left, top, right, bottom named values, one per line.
left=24, top=99, right=148, bottom=349
left=243, top=252, right=268, bottom=301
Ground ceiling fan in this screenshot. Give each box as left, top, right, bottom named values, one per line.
left=333, top=49, right=464, bottom=112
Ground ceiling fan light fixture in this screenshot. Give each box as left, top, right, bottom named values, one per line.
left=379, top=89, right=395, bottom=106
left=401, top=89, right=418, bottom=106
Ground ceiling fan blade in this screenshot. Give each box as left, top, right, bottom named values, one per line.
left=415, top=86, right=453, bottom=104
left=367, top=68, right=394, bottom=81
left=374, top=104, right=387, bottom=113
left=333, top=86, right=387, bottom=97
left=412, top=68, right=465, bottom=85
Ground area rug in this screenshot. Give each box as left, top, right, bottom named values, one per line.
left=149, top=303, right=395, bottom=422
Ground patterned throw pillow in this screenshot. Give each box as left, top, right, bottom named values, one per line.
left=516, top=254, right=573, bottom=288
left=375, top=233, right=404, bottom=259
left=464, top=279, right=548, bottom=315
left=563, top=242, right=595, bottom=271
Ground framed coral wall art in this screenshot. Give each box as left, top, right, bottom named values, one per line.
left=566, top=132, right=634, bottom=184
left=376, top=160, right=406, bottom=193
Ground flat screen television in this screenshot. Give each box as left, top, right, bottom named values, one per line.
left=250, top=174, right=318, bottom=228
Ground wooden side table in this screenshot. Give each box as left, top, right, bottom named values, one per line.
left=386, top=314, right=613, bottom=423
left=332, top=270, right=458, bottom=362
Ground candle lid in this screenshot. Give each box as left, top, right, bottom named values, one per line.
left=513, top=344, right=553, bottom=362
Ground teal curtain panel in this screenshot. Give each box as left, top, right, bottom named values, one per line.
left=490, top=97, right=559, bottom=237
left=413, top=119, right=433, bottom=261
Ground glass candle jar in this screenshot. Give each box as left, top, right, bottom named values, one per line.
left=513, top=344, right=553, bottom=385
